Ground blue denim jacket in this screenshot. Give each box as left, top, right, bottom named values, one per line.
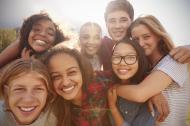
left=117, top=96, right=156, bottom=126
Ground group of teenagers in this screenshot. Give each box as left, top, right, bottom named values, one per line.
left=0, top=0, right=190, bottom=126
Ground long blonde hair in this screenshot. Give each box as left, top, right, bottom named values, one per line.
left=128, top=15, right=175, bottom=56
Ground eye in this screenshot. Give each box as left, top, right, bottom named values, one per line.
left=143, top=35, right=150, bottom=40
left=108, top=19, right=116, bottom=24
left=94, top=35, right=101, bottom=40
left=12, top=87, right=25, bottom=93
left=51, top=75, right=62, bottom=81
left=81, top=35, right=89, bottom=40
left=47, top=29, right=55, bottom=37
left=32, top=27, right=41, bottom=32
left=125, top=55, right=137, bottom=61
left=120, top=18, right=128, bottom=23
left=47, top=31, right=55, bottom=36
left=133, top=37, right=139, bottom=41
left=67, top=70, right=77, bottom=76
left=35, top=87, right=46, bottom=92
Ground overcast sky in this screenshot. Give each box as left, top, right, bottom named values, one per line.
left=0, top=0, right=189, bottom=45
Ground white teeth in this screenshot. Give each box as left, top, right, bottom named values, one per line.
left=62, top=86, right=74, bottom=92
left=118, top=69, right=128, bottom=74
left=119, top=69, right=128, bottom=72
left=35, top=40, right=46, bottom=46
left=20, top=107, right=35, bottom=112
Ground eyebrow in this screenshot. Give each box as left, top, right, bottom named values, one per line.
left=33, top=24, right=56, bottom=32
left=50, top=66, right=80, bottom=74
left=113, top=52, right=137, bottom=55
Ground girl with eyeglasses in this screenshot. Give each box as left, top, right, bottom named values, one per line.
left=108, top=37, right=156, bottom=126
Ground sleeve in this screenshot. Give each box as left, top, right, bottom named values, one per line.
left=122, top=121, right=131, bottom=126
left=154, top=55, right=189, bottom=87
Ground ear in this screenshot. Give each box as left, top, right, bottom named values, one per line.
left=3, top=85, right=9, bottom=96
left=3, top=85, right=11, bottom=111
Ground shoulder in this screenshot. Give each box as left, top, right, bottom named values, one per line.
left=154, top=55, right=189, bottom=86
left=0, top=100, right=15, bottom=126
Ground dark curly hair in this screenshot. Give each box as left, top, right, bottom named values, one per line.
left=19, top=12, right=67, bottom=54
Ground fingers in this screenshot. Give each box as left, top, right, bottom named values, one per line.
left=159, top=102, right=169, bottom=122
left=154, top=101, right=163, bottom=122
left=170, top=46, right=190, bottom=63
left=156, top=101, right=170, bottom=122
left=147, top=100, right=154, bottom=116
left=170, top=47, right=183, bottom=62
left=21, top=47, right=31, bottom=59
left=21, top=47, right=35, bottom=59
left=108, top=88, right=117, bottom=108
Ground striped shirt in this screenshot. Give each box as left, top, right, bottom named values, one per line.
left=153, top=55, right=190, bottom=126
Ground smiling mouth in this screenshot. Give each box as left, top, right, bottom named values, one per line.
left=117, top=69, right=129, bottom=75
left=62, top=85, right=75, bottom=93
left=34, top=40, right=47, bottom=46
left=19, top=106, right=37, bottom=112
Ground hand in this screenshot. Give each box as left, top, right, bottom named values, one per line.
left=170, top=45, right=190, bottom=63
left=108, top=86, right=117, bottom=109
left=21, top=47, right=35, bottom=59
left=148, top=93, right=169, bottom=122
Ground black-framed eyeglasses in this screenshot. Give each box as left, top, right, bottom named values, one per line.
left=112, top=54, right=138, bottom=65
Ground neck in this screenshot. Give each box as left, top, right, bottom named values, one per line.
left=71, top=89, right=82, bottom=106
left=148, top=50, right=164, bottom=67
left=121, top=79, right=130, bottom=84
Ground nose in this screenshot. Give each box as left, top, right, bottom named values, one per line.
left=87, top=38, right=94, bottom=44
left=62, top=76, right=71, bottom=86
left=115, top=21, right=121, bottom=28
left=22, top=92, right=35, bottom=103
left=138, top=39, right=145, bottom=47
left=38, top=29, right=46, bottom=36
left=120, top=58, right=126, bottom=65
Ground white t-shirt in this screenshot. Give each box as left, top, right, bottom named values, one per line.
left=153, top=55, right=190, bottom=126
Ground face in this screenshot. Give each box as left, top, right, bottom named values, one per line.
left=80, top=25, right=102, bottom=57
left=106, top=10, right=132, bottom=42
left=131, top=24, right=160, bottom=56
left=112, top=43, right=138, bottom=82
left=48, top=53, right=83, bottom=101
left=28, top=19, right=56, bottom=53
left=7, top=72, right=48, bottom=125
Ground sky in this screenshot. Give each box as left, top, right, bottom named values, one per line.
left=0, top=0, right=189, bottom=46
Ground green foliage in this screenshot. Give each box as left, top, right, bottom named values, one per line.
left=0, top=29, right=17, bottom=52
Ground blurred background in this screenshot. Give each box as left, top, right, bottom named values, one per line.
left=0, top=0, right=189, bottom=52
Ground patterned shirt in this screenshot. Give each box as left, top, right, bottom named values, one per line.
left=71, top=71, right=113, bottom=126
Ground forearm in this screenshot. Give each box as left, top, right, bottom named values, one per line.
left=116, top=85, right=148, bottom=103
left=110, top=107, right=124, bottom=126
left=117, top=71, right=172, bottom=103
left=0, top=39, right=20, bottom=68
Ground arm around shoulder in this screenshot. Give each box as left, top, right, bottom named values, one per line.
left=0, top=39, right=20, bottom=68
left=116, top=70, right=173, bottom=103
